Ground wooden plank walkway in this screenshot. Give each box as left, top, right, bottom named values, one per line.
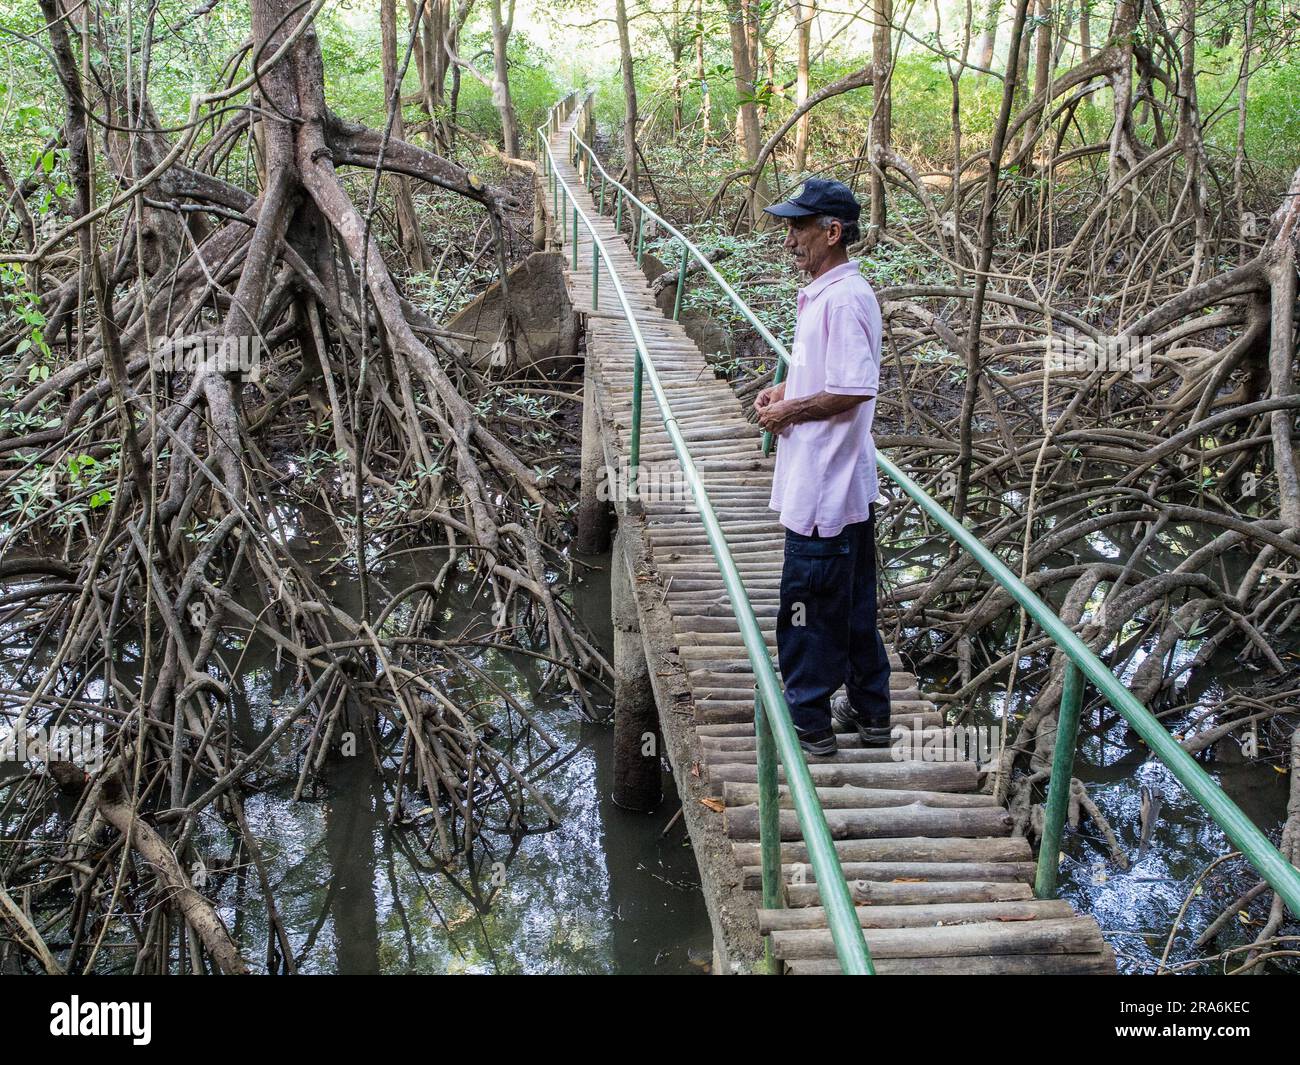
left=550, top=113, right=1115, bottom=975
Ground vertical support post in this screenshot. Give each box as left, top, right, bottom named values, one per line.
left=1035, top=662, right=1084, bottom=899
left=572, top=207, right=579, bottom=271
left=610, top=527, right=663, bottom=813
left=761, top=359, right=789, bottom=457
left=629, top=352, right=643, bottom=499
left=599, top=176, right=607, bottom=214
left=592, top=241, right=600, bottom=309
left=755, top=687, right=783, bottom=974
left=576, top=363, right=612, bottom=554
left=636, top=213, right=645, bottom=265
left=615, top=189, right=623, bottom=233
left=671, top=243, right=689, bottom=321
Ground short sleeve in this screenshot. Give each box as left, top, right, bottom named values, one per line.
left=822, top=299, right=881, bottom=396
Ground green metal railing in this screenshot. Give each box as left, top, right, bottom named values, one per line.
left=540, top=92, right=1300, bottom=966
left=538, top=93, right=874, bottom=974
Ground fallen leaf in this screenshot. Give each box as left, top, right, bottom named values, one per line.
left=699, top=797, right=724, bottom=813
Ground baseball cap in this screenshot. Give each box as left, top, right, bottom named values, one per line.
left=762, top=177, right=861, bottom=222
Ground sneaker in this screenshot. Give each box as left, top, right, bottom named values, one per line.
left=796, top=728, right=838, bottom=757
left=831, top=694, right=893, bottom=748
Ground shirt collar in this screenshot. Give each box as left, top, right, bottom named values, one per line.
left=798, top=259, right=860, bottom=303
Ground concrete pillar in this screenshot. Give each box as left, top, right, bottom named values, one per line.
left=531, top=171, right=547, bottom=251
left=575, top=366, right=612, bottom=554
left=610, top=527, right=663, bottom=812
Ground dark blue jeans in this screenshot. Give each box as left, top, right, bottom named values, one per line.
left=777, top=509, right=892, bottom=736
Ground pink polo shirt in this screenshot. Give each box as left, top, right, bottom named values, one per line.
left=770, top=259, right=881, bottom=537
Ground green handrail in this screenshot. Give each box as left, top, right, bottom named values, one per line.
left=538, top=95, right=875, bottom=975
left=556, top=96, right=1300, bottom=922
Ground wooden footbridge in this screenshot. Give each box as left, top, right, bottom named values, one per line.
left=535, top=93, right=1300, bottom=975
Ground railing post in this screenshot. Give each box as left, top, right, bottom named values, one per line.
left=755, top=687, right=783, bottom=974
left=629, top=352, right=643, bottom=499
left=592, top=238, right=599, bottom=309
left=1035, top=662, right=1084, bottom=899
left=761, top=360, right=789, bottom=457
left=672, top=243, right=689, bottom=321
left=636, top=213, right=645, bottom=265
left=599, top=175, right=607, bottom=214
left=572, top=206, right=579, bottom=271
left=615, top=189, right=623, bottom=233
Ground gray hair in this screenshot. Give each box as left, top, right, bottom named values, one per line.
left=816, top=214, right=861, bottom=247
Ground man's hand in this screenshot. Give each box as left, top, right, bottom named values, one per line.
left=754, top=382, right=786, bottom=413
left=758, top=390, right=872, bottom=437
left=757, top=398, right=800, bottom=436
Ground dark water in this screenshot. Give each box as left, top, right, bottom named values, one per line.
left=210, top=549, right=713, bottom=974
left=0, top=534, right=712, bottom=974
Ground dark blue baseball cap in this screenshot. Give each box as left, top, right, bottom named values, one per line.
left=763, top=177, right=861, bottom=223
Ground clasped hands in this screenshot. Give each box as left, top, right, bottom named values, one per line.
left=755, top=382, right=798, bottom=436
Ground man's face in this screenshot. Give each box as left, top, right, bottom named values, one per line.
left=783, top=216, right=842, bottom=277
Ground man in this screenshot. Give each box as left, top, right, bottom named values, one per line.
left=755, top=178, right=892, bottom=757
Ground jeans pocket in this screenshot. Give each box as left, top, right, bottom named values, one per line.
left=782, top=551, right=815, bottom=604
left=784, top=532, right=852, bottom=561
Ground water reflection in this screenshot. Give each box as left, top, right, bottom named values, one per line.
left=204, top=556, right=711, bottom=975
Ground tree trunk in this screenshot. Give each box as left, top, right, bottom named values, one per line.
left=725, top=0, right=769, bottom=225
left=1234, top=0, right=1257, bottom=261
left=1266, top=165, right=1300, bottom=528
left=869, top=0, right=893, bottom=236
left=1018, top=0, right=1052, bottom=156
left=977, top=0, right=1001, bottom=70
left=793, top=0, right=813, bottom=174
left=1053, top=1, right=1074, bottom=68
left=1178, top=0, right=1211, bottom=280
left=406, top=0, right=435, bottom=139
left=697, top=0, right=711, bottom=146
left=383, top=0, right=432, bottom=271
left=671, top=0, right=685, bottom=133
left=489, top=0, right=519, bottom=157
left=1107, top=0, right=1142, bottom=197
left=615, top=0, right=640, bottom=205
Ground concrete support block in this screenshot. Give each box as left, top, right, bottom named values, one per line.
left=610, top=526, right=662, bottom=812
left=576, top=368, right=612, bottom=554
